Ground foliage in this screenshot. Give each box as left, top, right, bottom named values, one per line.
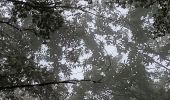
left=108, top=0, right=170, bottom=38
left=0, top=0, right=170, bottom=100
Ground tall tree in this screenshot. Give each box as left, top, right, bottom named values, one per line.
left=0, top=0, right=170, bottom=100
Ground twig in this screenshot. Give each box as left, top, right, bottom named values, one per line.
left=142, top=53, right=170, bottom=71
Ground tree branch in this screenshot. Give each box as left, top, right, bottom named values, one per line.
left=0, top=20, right=21, bottom=31
left=6, top=0, right=118, bottom=22
left=0, top=20, right=36, bottom=33
left=0, top=79, right=101, bottom=90
left=142, top=53, right=170, bottom=71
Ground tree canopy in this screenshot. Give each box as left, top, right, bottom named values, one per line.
left=0, top=0, right=170, bottom=100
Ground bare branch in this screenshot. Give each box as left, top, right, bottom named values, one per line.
left=0, top=79, right=101, bottom=90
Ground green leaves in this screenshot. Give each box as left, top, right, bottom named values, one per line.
left=1, top=0, right=170, bottom=99
left=10, top=0, right=64, bottom=40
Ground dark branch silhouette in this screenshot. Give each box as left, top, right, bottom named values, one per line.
left=0, top=79, right=102, bottom=90
left=0, top=20, right=21, bottom=31
left=142, top=53, right=170, bottom=71
left=0, top=20, right=36, bottom=32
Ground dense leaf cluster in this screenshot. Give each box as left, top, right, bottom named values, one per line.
left=109, top=0, right=170, bottom=38
left=9, top=0, right=64, bottom=39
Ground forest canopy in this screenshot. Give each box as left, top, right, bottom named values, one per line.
left=0, top=0, right=170, bottom=100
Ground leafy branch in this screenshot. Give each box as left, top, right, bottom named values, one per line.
left=0, top=20, right=21, bottom=31
left=6, top=0, right=118, bottom=21
left=142, top=53, right=170, bottom=71
left=0, top=20, right=35, bottom=32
